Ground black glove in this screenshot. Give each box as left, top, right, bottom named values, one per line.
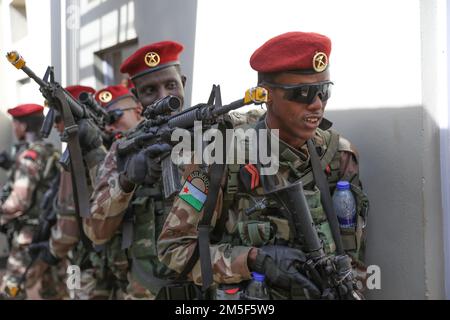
left=121, top=143, right=172, bottom=186
left=77, top=119, right=103, bottom=155
left=250, top=245, right=321, bottom=299
left=28, top=241, right=60, bottom=266
left=0, top=151, right=13, bottom=170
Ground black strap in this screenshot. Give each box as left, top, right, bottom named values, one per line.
left=307, top=139, right=344, bottom=254
left=54, top=89, right=91, bottom=218
left=178, top=122, right=231, bottom=293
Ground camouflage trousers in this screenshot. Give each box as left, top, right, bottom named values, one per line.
left=0, top=225, right=67, bottom=299
left=68, top=267, right=126, bottom=300
left=124, top=271, right=156, bottom=300
left=68, top=238, right=129, bottom=300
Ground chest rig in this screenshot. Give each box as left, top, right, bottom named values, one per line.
left=219, top=123, right=342, bottom=255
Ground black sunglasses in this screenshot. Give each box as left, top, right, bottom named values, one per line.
left=263, top=81, right=334, bottom=104
left=107, top=107, right=136, bottom=125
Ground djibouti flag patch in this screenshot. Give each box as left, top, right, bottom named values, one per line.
left=179, top=180, right=207, bottom=212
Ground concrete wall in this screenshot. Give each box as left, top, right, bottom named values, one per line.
left=191, top=0, right=446, bottom=299
left=421, top=0, right=446, bottom=300
left=74, top=0, right=197, bottom=106
left=329, top=107, right=427, bottom=299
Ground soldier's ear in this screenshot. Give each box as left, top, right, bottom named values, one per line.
left=181, top=75, right=187, bottom=88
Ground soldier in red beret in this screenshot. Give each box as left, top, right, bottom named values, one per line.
left=31, top=84, right=131, bottom=300
left=157, top=32, right=370, bottom=300
left=0, top=104, right=61, bottom=299
left=83, top=40, right=192, bottom=300
left=120, top=40, right=186, bottom=109
left=95, top=84, right=143, bottom=134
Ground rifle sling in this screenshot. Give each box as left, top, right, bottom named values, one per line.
left=307, top=139, right=344, bottom=254
left=55, top=89, right=91, bottom=218
left=178, top=122, right=230, bottom=293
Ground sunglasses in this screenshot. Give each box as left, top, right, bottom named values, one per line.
left=264, top=81, right=334, bottom=104
left=106, top=107, right=136, bottom=125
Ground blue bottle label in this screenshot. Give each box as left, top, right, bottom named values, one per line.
left=338, top=215, right=356, bottom=228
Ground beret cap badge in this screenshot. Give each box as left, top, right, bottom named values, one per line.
left=313, top=52, right=328, bottom=72
left=144, top=52, right=160, bottom=68
left=99, top=91, right=113, bottom=103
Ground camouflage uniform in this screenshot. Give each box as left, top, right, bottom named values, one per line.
left=0, top=140, right=61, bottom=299
left=157, top=118, right=369, bottom=299
left=84, top=139, right=176, bottom=299
left=84, top=105, right=270, bottom=300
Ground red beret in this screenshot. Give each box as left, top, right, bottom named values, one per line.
left=250, top=32, right=331, bottom=74
left=95, top=85, right=134, bottom=109
left=65, top=85, right=96, bottom=101
left=120, top=41, right=184, bottom=80
left=8, top=104, right=44, bottom=118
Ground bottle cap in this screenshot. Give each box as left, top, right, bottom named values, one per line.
left=251, top=272, right=265, bottom=282
left=336, top=180, right=350, bottom=190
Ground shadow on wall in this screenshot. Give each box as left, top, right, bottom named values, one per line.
left=326, top=105, right=443, bottom=299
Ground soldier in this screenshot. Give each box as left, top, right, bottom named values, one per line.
left=0, top=104, right=60, bottom=299
left=157, top=32, right=369, bottom=299
left=29, top=85, right=130, bottom=299
left=84, top=41, right=200, bottom=300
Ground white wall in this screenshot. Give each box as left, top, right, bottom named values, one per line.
left=192, top=0, right=422, bottom=110
left=193, top=0, right=447, bottom=299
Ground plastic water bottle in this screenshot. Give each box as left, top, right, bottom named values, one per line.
left=332, top=181, right=356, bottom=228
left=244, top=272, right=270, bottom=300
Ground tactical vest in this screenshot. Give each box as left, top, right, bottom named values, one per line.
left=216, top=121, right=369, bottom=297
left=124, top=183, right=177, bottom=296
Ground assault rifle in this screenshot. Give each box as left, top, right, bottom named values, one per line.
left=6, top=51, right=110, bottom=218
left=116, top=85, right=268, bottom=199
left=265, top=180, right=362, bottom=300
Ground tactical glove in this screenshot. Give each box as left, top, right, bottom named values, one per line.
left=250, top=246, right=321, bottom=299
left=120, top=143, right=172, bottom=186
left=77, top=119, right=103, bottom=155
left=0, top=151, right=13, bottom=170
left=28, top=241, right=60, bottom=266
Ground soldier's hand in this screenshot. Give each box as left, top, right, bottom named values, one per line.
left=0, top=151, right=13, bottom=170
left=28, top=241, right=60, bottom=266
left=78, top=119, right=103, bottom=155
left=144, top=142, right=172, bottom=184
left=249, top=246, right=321, bottom=299
left=120, top=143, right=171, bottom=187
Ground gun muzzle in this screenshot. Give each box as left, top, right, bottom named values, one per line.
left=144, top=95, right=181, bottom=119
left=6, top=51, right=26, bottom=69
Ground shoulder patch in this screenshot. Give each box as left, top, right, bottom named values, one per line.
left=239, top=163, right=260, bottom=191
left=23, top=149, right=38, bottom=161
left=338, top=136, right=359, bottom=156
left=179, top=171, right=209, bottom=212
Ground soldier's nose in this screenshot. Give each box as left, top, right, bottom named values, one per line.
left=308, top=96, right=323, bottom=111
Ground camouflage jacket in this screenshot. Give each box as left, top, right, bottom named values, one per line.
left=157, top=119, right=369, bottom=287
left=0, top=140, right=59, bottom=224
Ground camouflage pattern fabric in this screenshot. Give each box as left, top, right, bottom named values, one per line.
left=0, top=141, right=59, bottom=299
left=50, top=154, right=129, bottom=300
left=157, top=119, right=369, bottom=296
